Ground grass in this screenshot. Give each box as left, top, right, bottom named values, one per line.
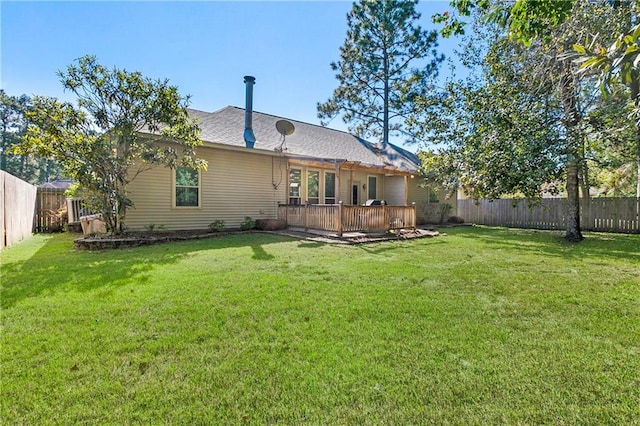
left=1, top=227, right=638, bottom=424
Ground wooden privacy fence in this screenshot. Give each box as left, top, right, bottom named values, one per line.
left=34, top=187, right=68, bottom=232
left=1, top=171, right=37, bottom=249
left=36, top=195, right=92, bottom=232
left=278, top=202, right=416, bottom=236
left=458, top=197, right=640, bottom=234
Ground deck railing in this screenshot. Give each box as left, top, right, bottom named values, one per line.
left=278, top=202, right=416, bottom=236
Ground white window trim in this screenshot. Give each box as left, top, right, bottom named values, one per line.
left=172, top=167, right=202, bottom=209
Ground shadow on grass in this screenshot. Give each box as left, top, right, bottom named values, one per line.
left=356, top=237, right=447, bottom=255
left=447, top=226, right=640, bottom=263
left=296, top=241, right=327, bottom=249
left=1, top=232, right=300, bottom=309
left=251, top=243, right=275, bottom=260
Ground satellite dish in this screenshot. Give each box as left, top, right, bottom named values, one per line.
left=275, top=120, right=295, bottom=136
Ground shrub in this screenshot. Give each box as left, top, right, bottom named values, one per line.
left=240, top=216, right=255, bottom=231
left=255, top=219, right=287, bottom=231
left=209, top=220, right=225, bottom=232
left=447, top=216, right=465, bottom=224
left=438, top=203, right=453, bottom=224
left=144, top=224, right=165, bottom=232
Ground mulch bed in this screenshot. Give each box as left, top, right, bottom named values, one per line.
left=74, top=229, right=242, bottom=250
left=74, top=227, right=444, bottom=250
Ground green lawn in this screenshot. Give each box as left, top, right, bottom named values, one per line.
left=1, top=227, right=638, bottom=424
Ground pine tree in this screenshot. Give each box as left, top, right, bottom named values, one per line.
left=318, top=0, right=442, bottom=145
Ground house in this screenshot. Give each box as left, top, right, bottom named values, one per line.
left=39, top=178, right=74, bottom=190
left=125, top=76, right=456, bottom=231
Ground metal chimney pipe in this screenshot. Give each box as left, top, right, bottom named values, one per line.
left=243, top=76, right=256, bottom=148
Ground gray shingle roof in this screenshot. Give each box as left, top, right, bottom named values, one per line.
left=39, top=179, right=74, bottom=190
left=189, top=106, right=420, bottom=173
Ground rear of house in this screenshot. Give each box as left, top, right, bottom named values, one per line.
left=125, top=78, right=456, bottom=231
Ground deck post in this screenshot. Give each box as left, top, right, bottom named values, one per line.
left=335, top=160, right=341, bottom=204
left=404, top=175, right=409, bottom=206
left=411, top=202, right=416, bottom=230
left=337, top=201, right=343, bottom=237
left=304, top=201, right=309, bottom=231
left=382, top=200, right=388, bottom=232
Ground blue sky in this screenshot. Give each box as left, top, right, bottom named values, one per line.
left=1, top=1, right=461, bottom=146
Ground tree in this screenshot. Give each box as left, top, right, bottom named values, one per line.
left=439, top=0, right=640, bottom=198
left=318, top=0, right=443, bottom=146
left=410, top=24, right=565, bottom=201
left=0, top=91, right=28, bottom=173
left=576, top=16, right=640, bottom=197
left=0, top=91, right=62, bottom=184
left=433, top=0, right=574, bottom=44
left=425, top=0, right=634, bottom=242
left=16, top=56, right=206, bottom=234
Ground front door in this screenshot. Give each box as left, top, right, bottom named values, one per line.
left=352, top=184, right=359, bottom=206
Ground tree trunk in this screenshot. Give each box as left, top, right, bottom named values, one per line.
left=383, top=50, right=390, bottom=147
left=579, top=139, right=590, bottom=199
left=19, top=155, right=25, bottom=178
left=560, top=63, right=583, bottom=242
left=635, top=120, right=640, bottom=198
left=637, top=140, right=640, bottom=198
left=579, top=162, right=590, bottom=199
left=565, top=162, right=583, bottom=242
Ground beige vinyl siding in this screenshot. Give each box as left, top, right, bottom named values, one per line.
left=347, top=170, right=384, bottom=204
left=407, top=183, right=457, bottom=224
left=440, top=188, right=458, bottom=217
left=339, top=170, right=351, bottom=204
left=383, top=176, right=405, bottom=206
left=407, top=181, right=431, bottom=224
left=126, top=146, right=287, bottom=231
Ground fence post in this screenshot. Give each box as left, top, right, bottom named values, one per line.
left=337, top=201, right=343, bottom=237
left=304, top=201, right=309, bottom=232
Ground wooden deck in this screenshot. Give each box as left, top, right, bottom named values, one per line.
left=277, top=203, right=416, bottom=236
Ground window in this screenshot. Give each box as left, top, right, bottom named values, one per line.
left=289, top=168, right=301, bottom=204
left=175, top=166, right=199, bottom=207
left=325, top=172, right=336, bottom=204
left=368, top=176, right=377, bottom=200
left=429, top=186, right=440, bottom=203
left=307, top=170, right=320, bottom=204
